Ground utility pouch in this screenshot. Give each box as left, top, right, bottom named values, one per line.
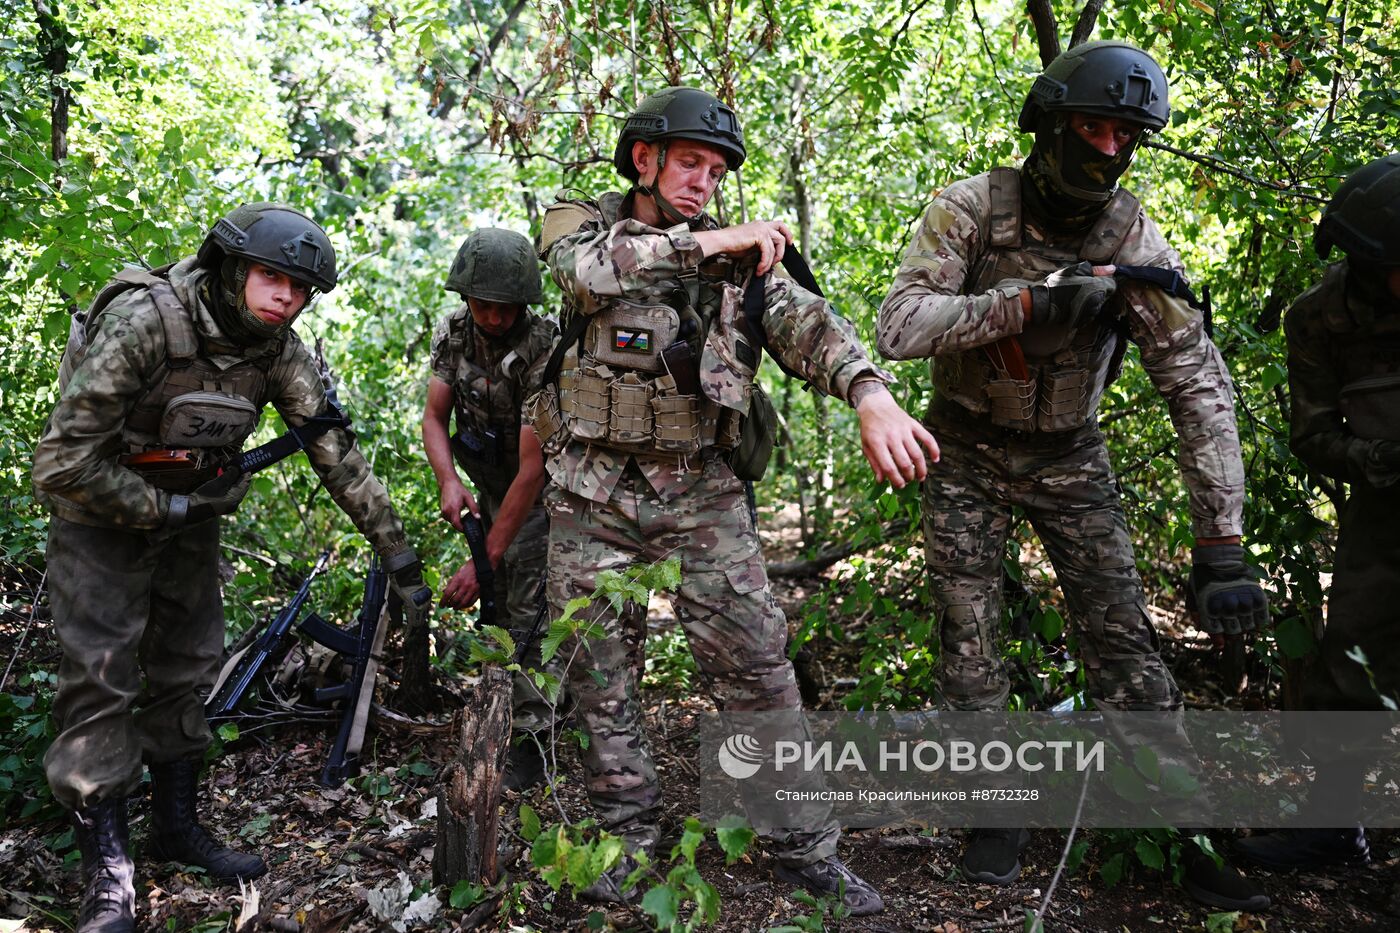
left=699, top=281, right=756, bottom=412
left=451, top=425, right=501, bottom=467
left=662, top=339, right=702, bottom=397
left=609, top=374, right=654, bottom=446
left=986, top=378, right=1036, bottom=431
left=527, top=384, right=564, bottom=447
left=652, top=374, right=700, bottom=455
left=158, top=391, right=259, bottom=448
left=560, top=364, right=611, bottom=441
left=1038, top=367, right=1090, bottom=432
left=587, top=301, right=678, bottom=373
left=1340, top=373, right=1400, bottom=441
left=728, top=383, right=778, bottom=481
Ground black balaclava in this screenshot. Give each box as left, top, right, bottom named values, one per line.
left=1348, top=262, right=1400, bottom=315
left=1023, top=113, right=1140, bottom=233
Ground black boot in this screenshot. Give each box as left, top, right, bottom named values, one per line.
left=1235, top=827, right=1371, bottom=871
left=961, top=828, right=1031, bottom=885
left=1182, top=849, right=1271, bottom=912
left=148, top=759, right=266, bottom=881
left=72, top=798, right=136, bottom=933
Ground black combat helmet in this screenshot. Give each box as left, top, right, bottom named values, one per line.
left=1019, top=41, right=1170, bottom=133
left=197, top=203, right=337, bottom=293
left=612, top=87, right=746, bottom=182
left=1315, top=153, right=1400, bottom=264
left=446, top=228, right=543, bottom=304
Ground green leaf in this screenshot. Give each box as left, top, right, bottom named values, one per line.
left=640, top=884, right=679, bottom=928
left=1275, top=616, right=1316, bottom=659
left=1205, top=911, right=1241, bottom=933
left=1099, top=851, right=1126, bottom=887
left=1134, top=837, right=1165, bottom=871
left=715, top=818, right=755, bottom=864
left=566, top=845, right=595, bottom=889
left=519, top=804, right=540, bottom=842
left=448, top=880, right=484, bottom=908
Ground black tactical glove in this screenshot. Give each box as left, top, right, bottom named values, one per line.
left=1028, top=261, right=1118, bottom=329
left=384, top=546, right=432, bottom=612
left=1188, top=544, right=1270, bottom=635
left=1365, top=440, right=1400, bottom=489
left=166, top=472, right=253, bottom=528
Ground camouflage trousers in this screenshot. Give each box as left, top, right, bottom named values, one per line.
left=477, top=494, right=561, bottom=734
left=43, top=515, right=224, bottom=810
left=1305, top=481, right=1400, bottom=711
left=545, top=456, right=839, bottom=866
left=923, top=403, right=1183, bottom=712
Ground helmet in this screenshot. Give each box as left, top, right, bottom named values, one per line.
left=612, top=87, right=746, bottom=182
left=445, top=228, right=543, bottom=304
left=197, top=203, right=337, bottom=293
left=1018, top=41, right=1170, bottom=134
left=1315, top=153, right=1400, bottom=263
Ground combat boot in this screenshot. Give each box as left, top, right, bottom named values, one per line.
left=1182, top=850, right=1271, bottom=912
left=72, top=797, right=136, bottom=933
left=961, top=828, right=1031, bottom=885
left=502, top=739, right=546, bottom=793
left=774, top=855, right=886, bottom=916
left=1235, top=827, right=1371, bottom=871
left=148, top=758, right=266, bottom=881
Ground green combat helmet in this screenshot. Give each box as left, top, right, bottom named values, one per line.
left=446, top=228, right=542, bottom=305
left=197, top=202, right=337, bottom=293
left=1019, top=41, right=1169, bottom=202
left=1315, top=153, right=1400, bottom=264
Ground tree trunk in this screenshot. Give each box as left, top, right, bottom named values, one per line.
left=433, top=665, right=513, bottom=886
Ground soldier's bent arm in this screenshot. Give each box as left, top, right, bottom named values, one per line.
left=548, top=218, right=705, bottom=317
left=1122, top=277, right=1246, bottom=539
left=32, top=295, right=173, bottom=528
left=269, top=342, right=410, bottom=556
left=877, top=181, right=1027, bottom=360
left=1283, top=302, right=1363, bottom=481
left=760, top=276, right=894, bottom=401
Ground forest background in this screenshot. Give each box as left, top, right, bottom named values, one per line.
left=1, top=0, right=1399, bottom=930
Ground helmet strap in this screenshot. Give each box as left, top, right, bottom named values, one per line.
left=633, top=141, right=702, bottom=228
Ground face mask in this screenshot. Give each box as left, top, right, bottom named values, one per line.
left=1033, top=114, right=1138, bottom=202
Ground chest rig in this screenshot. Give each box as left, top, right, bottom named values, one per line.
left=60, top=267, right=273, bottom=488
left=936, top=167, right=1140, bottom=432
left=546, top=195, right=754, bottom=459
left=444, top=312, right=534, bottom=499
left=1315, top=263, right=1400, bottom=442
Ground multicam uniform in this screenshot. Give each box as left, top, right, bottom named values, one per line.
left=429, top=306, right=560, bottom=731
left=532, top=190, right=893, bottom=863
left=32, top=256, right=410, bottom=810
left=878, top=168, right=1245, bottom=712
left=1286, top=261, right=1400, bottom=710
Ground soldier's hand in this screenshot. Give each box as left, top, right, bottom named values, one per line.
left=1189, top=544, right=1269, bottom=635
left=1029, top=262, right=1118, bottom=329
left=1366, top=440, right=1400, bottom=488
left=695, top=220, right=793, bottom=275
left=855, top=387, right=941, bottom=488
left=439, top=482, right=478, bottom=533
left=385, top=546, right=433, bottom=616
left=165, top=471, right=254, bottom=528
left=440, top=561, right=481, bottom=610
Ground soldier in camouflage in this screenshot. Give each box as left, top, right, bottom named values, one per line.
left=1236, top=153, right=1400, bottom=872
left=32, top=204, right=431, bottom=933
left=422, top=227, right=562, bottom=790
left=877, top=42, right=1269, bottom=910
left=529, top=86, right=940, bottom=916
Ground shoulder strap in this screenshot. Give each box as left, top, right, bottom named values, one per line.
left=742, top=248, right=824, bottom=384
left=148, top=280, right=197, bottom=368
left=986, top=167, right=1022, bottom=249
left=1082, top=188, right=1141, bottom=264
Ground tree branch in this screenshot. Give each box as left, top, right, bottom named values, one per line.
left=1069, top=0, right=1106, bottom=48
left=767, top=519, right=912, bottom=579
left=1143, top=139, right=1329, bottom=203
left=1025, top=0, right=1060, bottom=67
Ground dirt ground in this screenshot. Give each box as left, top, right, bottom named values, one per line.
left=3, top=519, right=1398, bottom=933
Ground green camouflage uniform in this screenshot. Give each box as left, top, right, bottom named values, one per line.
left=878, top=169, right=1245, bottom=712
left=33, top=257, right=410, bottom=809
left=534, top=191, right=893, bottom=864
left=1286, top=261, right=1400, bottom=710
left=428, top=305, right=561, bottom=732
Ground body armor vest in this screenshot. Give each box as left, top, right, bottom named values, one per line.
left=1309, top=263, right=1400, bottom=442
left=444, top=312, right=536, bottom=500
left=59, top=268, right=272, bottom=490
left=935, top=167, right=1140, bottom=432
left=545, top=193, right=750, bottom=458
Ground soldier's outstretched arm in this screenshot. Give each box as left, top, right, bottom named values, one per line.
left=422, top=376, right=476, bottom=532
left=877, top=182, right=1028, bottom=360
left=853, top=381, right=941, bottom=488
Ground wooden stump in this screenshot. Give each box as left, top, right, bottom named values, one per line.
left=433, top=666, right=513, bottom=886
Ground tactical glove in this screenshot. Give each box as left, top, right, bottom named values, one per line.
left=166, top=472, right=253, bottom=528
left=1365, top=440, right=1400, bottom=489
left=1028, top=262, right=1118, bottom=330
left=384, top=545, right=433, bottom=612
left=1188, top=544, right=1269, bottom=635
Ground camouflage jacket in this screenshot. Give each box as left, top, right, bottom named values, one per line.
left=32, top=257, right=410, bottom=555
left=878, top=169, right=1245, bottom=538
left=429, top=305, right=557, bottom=502
left=1285, top=260, right=1400, bottom=486
left=538, top=190, right=893, bottom=505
